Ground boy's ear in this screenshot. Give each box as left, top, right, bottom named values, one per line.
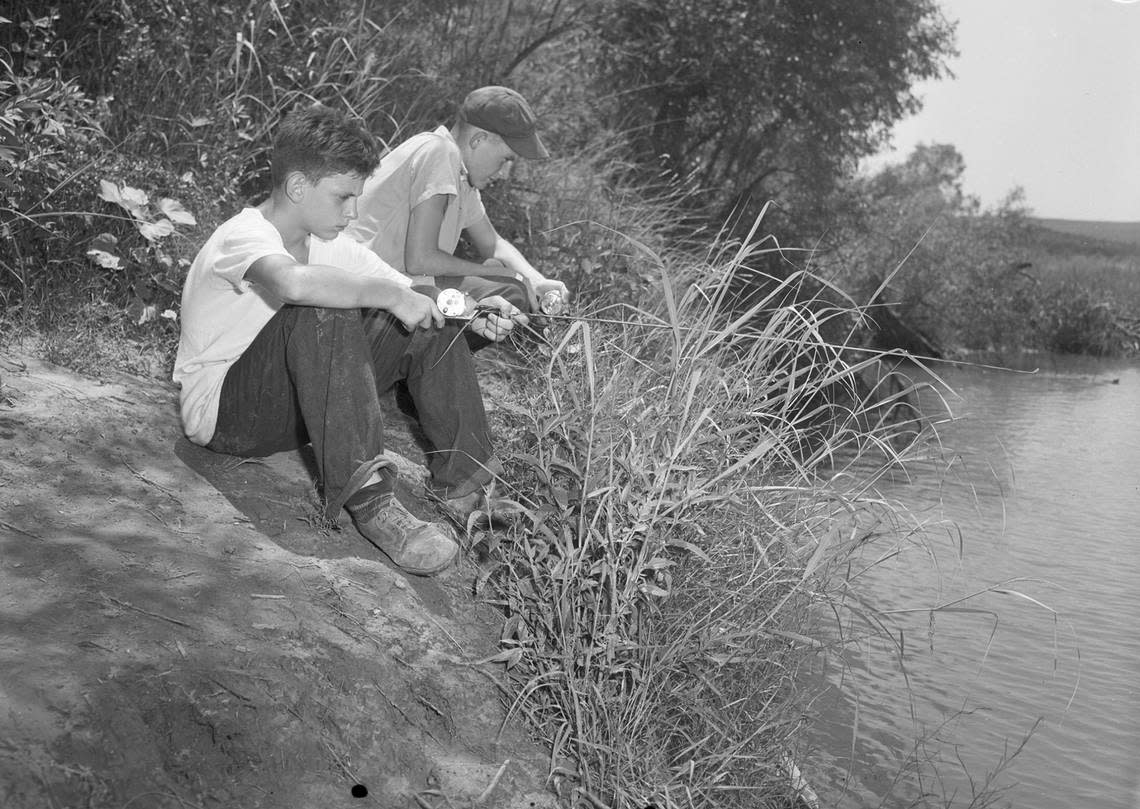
left=284, top=171, right=308, bottom=202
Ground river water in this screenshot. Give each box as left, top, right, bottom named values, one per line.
left=813, top=354, right=1140, bottom=808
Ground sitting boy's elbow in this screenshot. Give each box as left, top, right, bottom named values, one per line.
left=405, top=238, right=447, bottom=276
left=271, top=274, right=310, bottom=305
left=403, top=250, right=428, bottom=276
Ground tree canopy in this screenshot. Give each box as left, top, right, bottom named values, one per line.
left=589, top=0, right=957, bottom=232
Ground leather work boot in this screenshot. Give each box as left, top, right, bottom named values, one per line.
left=440, top=489, right=485, bottom=526
left=437, top=485, right=521, bottom=530
left=349, top=498, right=458, bottom=576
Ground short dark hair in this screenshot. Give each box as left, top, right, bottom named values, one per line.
left=270, top=104, right=379, bottom=187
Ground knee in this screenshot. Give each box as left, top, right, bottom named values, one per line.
left=498, top=280, right=530, bottom=312
left=311, top=307, right=368, bottom=338
left=313, top=306, right=361, bottom=325
left=279, top=304, right=358, bottom=328
left=457, top=276, right=532, bottom=313
left=283, top=305, right=368, bottom=349
left=420, top=323, right=476, bottom=362
left=482, top=276, right=530, bottom=311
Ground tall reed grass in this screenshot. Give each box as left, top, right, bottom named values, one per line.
left=476, top=218, right=940, bottom=808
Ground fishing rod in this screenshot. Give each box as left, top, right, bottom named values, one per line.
left=535, top=312, right=1040, bottom=375
left=435, top=289, right=1040, bottom=375
left=442, top=287, right=773, bottom=334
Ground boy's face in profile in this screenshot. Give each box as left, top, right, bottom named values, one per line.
left=464, top=132, right=517, bottom=189
left=296, top=171, right=365, bottom=240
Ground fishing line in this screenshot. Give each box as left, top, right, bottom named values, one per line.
left=532, top=312, right=1039, bottom=375
left=431, top=291, right=1039, bottom=376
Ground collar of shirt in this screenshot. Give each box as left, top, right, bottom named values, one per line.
left=434, top=125, right=473, bottom=189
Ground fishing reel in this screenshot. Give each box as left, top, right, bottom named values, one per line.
left=436, top=288, right=475, bottom=320
left=436, top=289, right=501, bottom=322
left=538, top=289, right=565, bottom=316
left=436, top=288, right=565, bottom=320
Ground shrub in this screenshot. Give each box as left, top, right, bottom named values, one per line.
left=1038, top=282, right=1135, bottom=356
left=1, top=8, right=102, bottom=314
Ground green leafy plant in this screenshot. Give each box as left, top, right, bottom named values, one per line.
left=86, top=179, right=197, bottom=324
left=0, top=9, right=99, bottom=162
left=1, top=9, right=104, bottom=319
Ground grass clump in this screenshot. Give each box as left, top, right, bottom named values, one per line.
left=476, top=220, right=932, bottom=808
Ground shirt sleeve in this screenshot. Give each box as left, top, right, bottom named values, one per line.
left=213, top=213, right=290, bottom=291
left=408, top=136, right=463, bottom=209
left=460, top=188, right=488, bottom=231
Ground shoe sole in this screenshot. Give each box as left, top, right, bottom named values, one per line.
left=366, top=530, right=459, bottom=577
left=384, top=547, right=458, bottom=577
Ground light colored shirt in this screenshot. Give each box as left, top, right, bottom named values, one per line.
left=173, top=207, right=409, bottom=445
left=345, top=126, right=487, bottom=275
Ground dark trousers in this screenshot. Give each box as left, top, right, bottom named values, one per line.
left=207, top=305, right=497, bottom=507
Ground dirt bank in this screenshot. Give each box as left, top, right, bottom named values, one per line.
left=0, top=352, right=556, bottom=808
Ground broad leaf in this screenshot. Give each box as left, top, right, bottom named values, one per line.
left=159, top=197, right=197, bottom=226
left=86, top=248, right=122, bottom=270
left=98, top=180, right=149, bottom=219
left=118, top=185, right=149, bottom=218
left=137, top=218, right=174, bottom=242
left=136, top=303, right=158, bottom=325
left=97, top=179, right=122, bottom=206
left=89, top=232, right=119, bottom=252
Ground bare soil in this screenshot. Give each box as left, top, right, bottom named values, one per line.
left=0, top=351, right=557, bottom=809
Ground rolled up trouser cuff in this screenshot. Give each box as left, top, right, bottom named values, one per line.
left=428, top=454, right=503, bottom=500
left=325, top=454, right=397, bottom=523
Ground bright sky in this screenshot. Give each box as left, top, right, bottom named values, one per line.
left=866, top=0, right=1140, bottom=222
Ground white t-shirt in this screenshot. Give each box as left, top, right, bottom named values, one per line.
left=345, top=126, right=488, bottom=274
left=173, top=207, right=410, bottom=445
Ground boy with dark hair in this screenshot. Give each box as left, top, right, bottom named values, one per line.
left=345, top=85, right=570, bottom=317
left=173, top=105, right=523, bottom=576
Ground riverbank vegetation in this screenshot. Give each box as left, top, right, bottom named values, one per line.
left=3, top=3, right=1135, bottom=374
left=821, top=144, right=1140, bottom=359
left=2, top=2, right=1134, bottom=806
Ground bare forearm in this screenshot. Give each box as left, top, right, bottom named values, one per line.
left=244, top=253, right=441, bottom=330
left=407, top=247, right=521, bottom=280
left=489, top=238, right=571, bottom=302
left=488, top=239, right=541, bottom=284
left=272, top=264, right=416, bottom=309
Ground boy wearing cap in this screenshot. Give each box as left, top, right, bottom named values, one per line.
left=345, top=85, right=569, bottom=317
left=174, top=105, right=521, bottom=577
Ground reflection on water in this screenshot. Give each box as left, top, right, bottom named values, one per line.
left=814, top=355, right=1140, bottom=808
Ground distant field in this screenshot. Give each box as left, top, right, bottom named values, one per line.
left=1026, top=218, right=1140, bottom=305
left=1032, top=218, right=1140, bottom=248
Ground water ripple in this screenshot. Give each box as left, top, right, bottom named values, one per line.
left=816, top=359, right=1140, bottom=809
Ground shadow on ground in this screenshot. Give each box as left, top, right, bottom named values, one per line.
left=0, top=353, right=555, bottom=809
